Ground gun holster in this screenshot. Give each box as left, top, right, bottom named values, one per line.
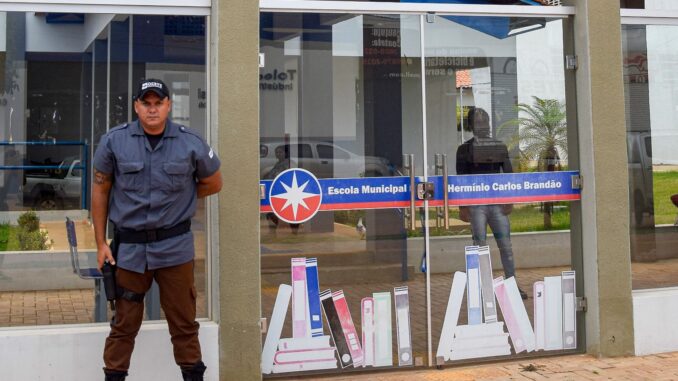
left=102, top=261, right=117, bottom=305
left=102, top=238, right=145, bottom=310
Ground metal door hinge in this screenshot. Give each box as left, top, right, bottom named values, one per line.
left=576, top=296, right=587, bottom=312
left=566, top=55, right=578, bottom=70
left=426, top=13, right=435, bottom=23
left=259, top=53, right=265, bottom=68
left=260, top=317, right=268, bottom=334
left=571, top=174, right=583, bottom=190
left=260, top=184, right=266, bottom=200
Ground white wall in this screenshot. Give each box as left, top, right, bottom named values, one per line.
left=25, top=13, right=114, bottom=53
left=25, top=13, right=83, bottom=53
left=633, top=287, right=678, bottom=355
left=516, top=20, right=566, bottom=106
left=646, top=25, right=678, bottom=165
left=1, top=321, right=219, bottom=381
left=646, top=0, right=678, bottom=10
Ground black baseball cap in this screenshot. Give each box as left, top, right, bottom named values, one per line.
left=135, top=78, right=170, bottom=100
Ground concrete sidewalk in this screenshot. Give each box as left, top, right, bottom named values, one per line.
left=303, top=352, right=678, bottom=380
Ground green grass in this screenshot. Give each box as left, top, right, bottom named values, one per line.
left=653, top=171, right=678, bottom=225
left=509, top=203, right=570, bottom=233
left=0, top=223, right=8, bottom=251
left=408, top=202, right=570, bottom=238
left=0, top=223, right=22, bottom=251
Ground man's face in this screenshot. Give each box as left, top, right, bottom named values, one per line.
left=275, top=147, right=285, bottom=160
left=473, top=115, right=490, bottom=138
left=134, top=92, right=171, bottom=132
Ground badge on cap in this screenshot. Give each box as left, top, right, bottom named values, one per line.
left=208, top=148, right=214, bottom=159
left=136, top=78, right=170, bottom=100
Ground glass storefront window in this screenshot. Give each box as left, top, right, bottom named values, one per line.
left=259, top=9, right=581, bottom=377
left=0, top=12, right=209, bottom=326
left=622, top=23, right=678, bottom=290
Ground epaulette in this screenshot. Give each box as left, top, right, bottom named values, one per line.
left=107, top=123, right=130, bottom=134
left=177, top=124, right=204, bottom=139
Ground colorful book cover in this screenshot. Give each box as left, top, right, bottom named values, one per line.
left=332, top=290, right=364, bottom=367
left=291, top=258, right=308, bottom=338
left=305, top=258, right=323, bottom=337
left=320, top=289, right=353, bottom=368
left=465, top=246, right=482, bottom=325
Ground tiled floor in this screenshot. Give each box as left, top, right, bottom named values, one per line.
left=305, top=352, right=678, bottom=381
left=2, top=223, right=678, bottom=380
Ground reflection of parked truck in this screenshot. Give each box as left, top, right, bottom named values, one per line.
left=23, top=158, right=82, bottom=210
left=260, top=140, right=393, bottom=179
left=627, top=131, right=654, bottom=226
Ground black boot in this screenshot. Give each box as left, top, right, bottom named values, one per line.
left=103, top=369, right=128, bottom=381
left=181, top=361, right=207, bottom=381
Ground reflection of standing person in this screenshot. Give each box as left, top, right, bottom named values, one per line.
left=0, top=148, right=21, bottom=210
left=92, top=79, right=222, bottom=381
left=456, top=107, right=527, bottom=300
left=265, top=145, right=292, bottom=180
left=264, top=145, right=299, bottom=233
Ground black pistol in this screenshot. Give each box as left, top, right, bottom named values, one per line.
left=102, top=261, right=117, bottom=311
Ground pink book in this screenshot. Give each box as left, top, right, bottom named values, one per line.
left=274, top=348, right=337, bottom=365
left=493, top=276, right=526, bottom=353
left=291, top=258, right=308, bottom=338
left=332, top=290, right=364, bottom=367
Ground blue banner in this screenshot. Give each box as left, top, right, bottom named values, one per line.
left=260, top=171, right=580, bottom=212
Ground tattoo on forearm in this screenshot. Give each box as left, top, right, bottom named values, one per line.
left=94, top=170, right=112, bottom=185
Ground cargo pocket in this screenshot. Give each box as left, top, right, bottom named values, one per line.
left=162, top=161, right=191, bottom=192
left=116, top=161, right=144, bottom=192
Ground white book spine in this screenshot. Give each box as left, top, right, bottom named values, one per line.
left=504, top=277, right=536, bottom=352
left=436, top=271, right=467, bottom=362
left=534, top=281, right=546, bottom=351
left=261, top=284, right=292, bottom=374
left=544, top=276, right=563, bottom=350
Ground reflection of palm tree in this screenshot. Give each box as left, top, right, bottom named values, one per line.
left=501, top=96, right=567, bottom=229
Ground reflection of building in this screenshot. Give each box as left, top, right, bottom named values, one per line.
left=1, top=1, right=678, bottom=380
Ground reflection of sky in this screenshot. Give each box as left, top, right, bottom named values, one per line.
left=647, top=25, right=678, bottom=164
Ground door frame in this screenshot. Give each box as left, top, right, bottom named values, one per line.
left=259, top=0, right=582, bottom=369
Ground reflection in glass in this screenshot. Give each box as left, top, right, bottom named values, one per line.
left=0, top=13, right=208, bottom=327
left=260, top=12, right=427, bottom=375
left=260, top=11, right=580, bottom=376
left=424, top=15, right=578, bottom=364
left=622, top=24, right=678, bottom=290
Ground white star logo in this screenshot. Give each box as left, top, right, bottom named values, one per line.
left=274, top=172, right=316, bottom=219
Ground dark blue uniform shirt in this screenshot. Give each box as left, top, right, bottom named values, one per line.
left=93, top=119, right=220, bottom=273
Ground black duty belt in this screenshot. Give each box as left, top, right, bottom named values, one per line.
left=115, top=220, right=191, bottom=244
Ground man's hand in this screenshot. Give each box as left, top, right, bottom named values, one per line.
left=97, top=243, right=115, bottom=271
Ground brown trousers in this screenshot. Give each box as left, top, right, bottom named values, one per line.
left=103, top=260, right=202, bottom=371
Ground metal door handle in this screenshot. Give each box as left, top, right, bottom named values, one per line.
left=403, top=154, right=416, bottom=231
left=435, top=154, right=450, bottom=230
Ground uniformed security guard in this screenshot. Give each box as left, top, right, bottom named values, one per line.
left=92, top=78, right=222, bottom=381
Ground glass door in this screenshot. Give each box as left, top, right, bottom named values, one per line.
left=259, top=6, right=582, bottom=378
left=424, top=14, right=583, bottom=364
left=259, top=12, right=432, bottom=376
